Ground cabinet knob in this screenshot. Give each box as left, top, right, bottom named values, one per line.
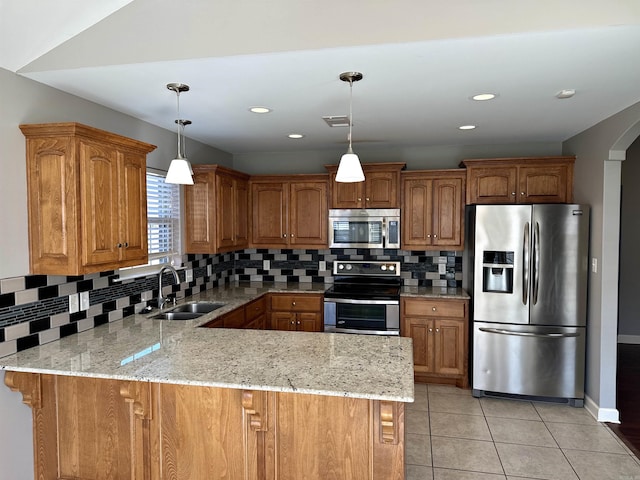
left=429, top=328, right=433, bottom=332
left=124, top=242, right=129, bottom=247
left=521, top=192, right=526, bottom=196
left=511, top=192, right=516, bottom=196
left=357, top=197, right=362, bottom=202
left=283, top=233, right=287, bottom=238
left=436, top=328, right=440, bottom=333
left=366, top=197, right=370, bottom=201
left=296, top=321, right=301, bottom=325
left=433, top=234, right=437, bottom=238
left=427, top=234, right=431, bottom=238
left=292, top=301, right=296, bottom=306
left=432, top=307, right=437, bottom=311
left=116, top=243, right=123, bottom=248
left=291, top=233, right=294, bottom=237
left=290, top=321, right=295, bottom=325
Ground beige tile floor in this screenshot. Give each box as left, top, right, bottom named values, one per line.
left=405, top=383, right=640, bottom=480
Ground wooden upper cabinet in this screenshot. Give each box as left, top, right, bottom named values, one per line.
left=183, top=165, right=250, bottom=254
left=20, top=123, right=156, bottom=275
left=251, top=175, right=328, bottom=248
left=325, top=162, right=405, bottom=208
left=401, top=170, right=465, bottom=250
left=462, top=156, right=575, bottom=204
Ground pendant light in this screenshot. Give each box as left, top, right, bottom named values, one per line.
left=165, top=83, right=194, bottom=185
left=335, top=71, right=365, bottom=183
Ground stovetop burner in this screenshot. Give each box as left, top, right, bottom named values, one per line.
left=326, top=261, right=402, bottom=301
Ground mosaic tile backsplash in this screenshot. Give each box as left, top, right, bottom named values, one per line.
left=0, top=248, right=461, bottom=356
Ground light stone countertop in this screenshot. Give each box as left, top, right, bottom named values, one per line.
left=0, top=282, right=417, bottom=402
left=400, top=286, right=470, bottom=299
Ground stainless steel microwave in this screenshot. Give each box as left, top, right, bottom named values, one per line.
left=328, top=209, right=400, bottom=249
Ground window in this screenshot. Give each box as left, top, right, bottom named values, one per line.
left=146, top=169, right=181, bottom=266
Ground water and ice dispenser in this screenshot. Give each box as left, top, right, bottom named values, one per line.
left=482, top=251, right=514, bottom=293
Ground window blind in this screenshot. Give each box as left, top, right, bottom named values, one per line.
left=146, top=171, right=181, bottom=265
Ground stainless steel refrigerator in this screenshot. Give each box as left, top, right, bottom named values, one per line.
left=467, top=204, right=589, bottom=406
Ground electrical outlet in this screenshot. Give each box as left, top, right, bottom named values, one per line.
left=185, top=269, right=193, bottom=282
left=319, top=261, right=326, bottom=271
left=263, top=260, right=270, bottom=270
left=592, top=257, right=598, bottom=273
left=438, top=263, right=446, bottom=274
left=80, top=291, right=90, bottom=311
left=207, top=265, right=212, bottom=277
left=69, top=294, right=80, bottom=314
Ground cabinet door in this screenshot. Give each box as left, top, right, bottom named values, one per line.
left=467, top=166, right=517, bottom=204
left=222, top=307, right=245, bottom=329
left=251, top=182, right=288, bottom=246
left=271, top=311, right=296, bottom=331
left=434, top=319, right=465, bottom=376
left=402, top=317, right=434, bottom=374
left=216, top=173, right=236, bottom=250
left=518, top=165, right=569, bottom=203
left=402, top=178, right=433, bottom=248
left=330, top=173, right=363, bottom=208
left=184, top=170, right=215, bottom=253
left=296, top=312, right=323, bottom=332
left=432, top=177, right=463, bottom=248
left=234, top=177, right=249, bottom=248
left=365, top=170, right=398, bottom=208
left=80, top=140, right=121, bottom=267
left=289, top=181, right=327, bottom=247
left=119, top=150, right=148, bottom=263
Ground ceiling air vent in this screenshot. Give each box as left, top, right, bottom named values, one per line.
left=322, top=115, right=350, bottom=127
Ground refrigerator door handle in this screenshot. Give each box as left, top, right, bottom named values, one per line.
left=479, top=327, right=580, bottom=338
left=532, top=221, right=540, bottom=305
left=522, top=222, right=530, bottom=305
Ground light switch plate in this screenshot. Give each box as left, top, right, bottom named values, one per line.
left=69, top=293, right=80, bottom=314
left=319, top=261, right=326, bottom=271
left=263, top=260, right=270, bottom=270
left=80, top=291, right=90, bottom=311
left=438, top=263, right=446, bottom=274
left=185, top=269, right=193, bottom=282
left=207, top=265, right=212, bottom=277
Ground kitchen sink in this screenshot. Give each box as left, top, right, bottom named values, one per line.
left=170, top=302, right=226, bottom=314
left=150, top=311, right=203, bottom=320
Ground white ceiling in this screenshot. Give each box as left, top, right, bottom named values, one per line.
left=2, top=0, right=640, bottom=155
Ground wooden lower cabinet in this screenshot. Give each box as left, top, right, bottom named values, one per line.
left=401, top=297, right=469, bottom=388
left=5, top=372, right=405, bottom=480
left=269, top=294, right=323, bottom=332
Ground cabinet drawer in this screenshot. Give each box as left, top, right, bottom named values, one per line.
left=245, top=295, right=267, bottom=322
left=403, top=298, right=465, bottom=318
left=270, top=294, right=322, bottom=312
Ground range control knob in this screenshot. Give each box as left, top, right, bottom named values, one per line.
left=389, top=265, right=395, bottom=271
left=380, top=265, right=387, bottom=271
left=338, top=264, right=345, bottom=270
left=345, top=264, right=352, bottom=271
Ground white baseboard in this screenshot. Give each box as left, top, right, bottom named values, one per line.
left=585, top=395, right=620, bottom=423
left=617, top=334, right=640, bottom=344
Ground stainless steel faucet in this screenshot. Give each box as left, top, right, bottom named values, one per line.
left=158, top=265, right=180, bottom=310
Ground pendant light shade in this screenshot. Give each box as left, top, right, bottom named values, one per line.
left=335, top=72, right=365, bottom=183
left=165, top=83, right=194, bottom=185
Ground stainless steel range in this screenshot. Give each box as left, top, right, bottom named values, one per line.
left=323, top=260, right=401, bottom=335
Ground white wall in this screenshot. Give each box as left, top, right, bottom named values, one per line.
left=563, top=100, right=640, bottom=420
left=0, top=371, right=34, bottom=479
left=618, top=136, right=640, bottom=339
left=0, top=67, right=232, bottom=280
left=233, top=141, right=562, bottom=174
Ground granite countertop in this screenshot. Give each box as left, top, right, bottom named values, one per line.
left=400, top=286, right=470, bottom=299
left=0, top=282, right=415, bottom=402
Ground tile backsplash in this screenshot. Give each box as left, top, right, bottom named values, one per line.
left=0, top=248, right=461, bottom=356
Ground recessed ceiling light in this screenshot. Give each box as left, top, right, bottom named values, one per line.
left=459, top=125, right=476, bottom=130
left=471, top=93, right=496, bottom=101
left=249, top=106, right=272, bottom=114
left=288, top=133, right=304, bottom=139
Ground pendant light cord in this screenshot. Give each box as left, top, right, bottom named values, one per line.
left=347, top=77, right=354, bottom=153
left=175, top=90, right=183, bottom=159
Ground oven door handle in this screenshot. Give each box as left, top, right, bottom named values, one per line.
left=324, top=298, right=399, bottom=306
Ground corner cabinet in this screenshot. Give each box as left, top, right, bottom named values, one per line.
left=401, top=297, right=469, bottom=388
left=401, top=170, right=465, bottom=251
left=462, top=156, right=575, bottom=204
left=183, top=165, right=249, bottom=254
left=20, top=123, right=156, bottom=275
left=325, top=162, right=406, bottom=208
left=250, top=175, right=328, bottom=248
